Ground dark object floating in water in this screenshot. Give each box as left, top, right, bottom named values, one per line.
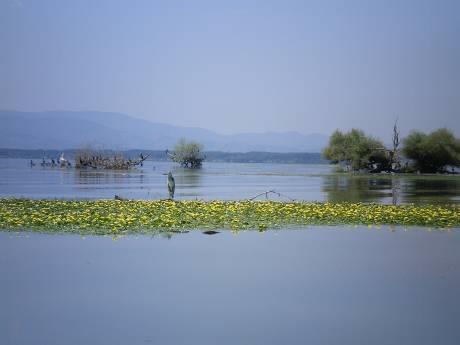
left=202, top=230, right=220, bottom=235
left=114, top=195, right=127, bottom=201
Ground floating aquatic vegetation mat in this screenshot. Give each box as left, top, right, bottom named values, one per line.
left=0, top=199, right=458, bottom=234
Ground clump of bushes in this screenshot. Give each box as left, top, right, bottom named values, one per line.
left=322, top=129, right=387, bottom=171
left=168, top=138, right=205, bottom=168
left=323, top=126, right=460, bottom=174
left=402, top=128, right=460, bottom=173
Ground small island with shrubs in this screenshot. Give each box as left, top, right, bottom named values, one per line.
left=167, top=138, right=206, bottom=168
left=322, top=124, right=460, bottom=174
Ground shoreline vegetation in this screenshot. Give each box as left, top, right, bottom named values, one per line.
left=0, top=199, right=458, bottom=235
left=323, top=127, right=460, bottom=174
left=0, top=148, right=326, bottom=164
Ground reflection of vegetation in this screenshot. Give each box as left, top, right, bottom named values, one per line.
left=401, top=178, right=460, bottom=204
left=75, top=169, right=137, bottom=185
left=323, top=173, right=460, bottom=205
left=322, top=129, right=387, bottom=171
left=1, top=199, right=458, bottom=233
left=176, top=168, right=202, bottom=187
left=402, top=128, right=460, bottom=173
left=323, top=175, right=392, bottom=203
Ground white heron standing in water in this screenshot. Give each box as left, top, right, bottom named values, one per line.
left=167, top=172, right=175, bottom=199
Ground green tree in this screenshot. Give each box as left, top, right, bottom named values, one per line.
left=322, top=129, right=386, bottom=171
left=169, top=138, right=205, bottom=168
left=402, top=128, right=460, bottom=173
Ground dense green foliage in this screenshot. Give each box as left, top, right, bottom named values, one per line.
left=0, top=199, right=458, bottom=233
left=322, top=129, right=386, bottom=171
left=402, top=129, right=460, bottom=173
left=170, top=138, right=205, bottom=168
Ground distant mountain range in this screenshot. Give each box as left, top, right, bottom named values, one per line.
left=0, top=110, right=328, bottom=153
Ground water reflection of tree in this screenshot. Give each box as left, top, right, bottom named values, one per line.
left=391, top=178, right=401, bottom=205
left=74, top=169, right=142, bottom=185
left=400, top=177, right=460, bottom=205
left=75, top=169, right=111, bottom=185
left=322, top=175, right=392, bottom=203
left=323, top=174, right=460, bottom=205
left=175, top=168, right=202, bottom=187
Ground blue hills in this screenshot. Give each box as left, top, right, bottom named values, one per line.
left=0, top=110, right=327, bottom=153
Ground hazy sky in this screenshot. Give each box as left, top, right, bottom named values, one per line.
left=1, top=0, right=459, bottom=139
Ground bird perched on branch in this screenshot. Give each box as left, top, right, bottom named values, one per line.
left=167, top=172, right=175, bottom=199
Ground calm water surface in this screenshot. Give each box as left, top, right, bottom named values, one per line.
left=1, top=227, right=459, bottom=345
left=2, top=160, right=459, bottom=344
left=1, top=158, right=459, bottom=204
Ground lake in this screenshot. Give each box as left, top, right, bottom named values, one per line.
left=1, top=227, right=459, bottom=345
left=1, top=159, right=459, bottom=344
left=1, top=158, right=459, bottom=204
